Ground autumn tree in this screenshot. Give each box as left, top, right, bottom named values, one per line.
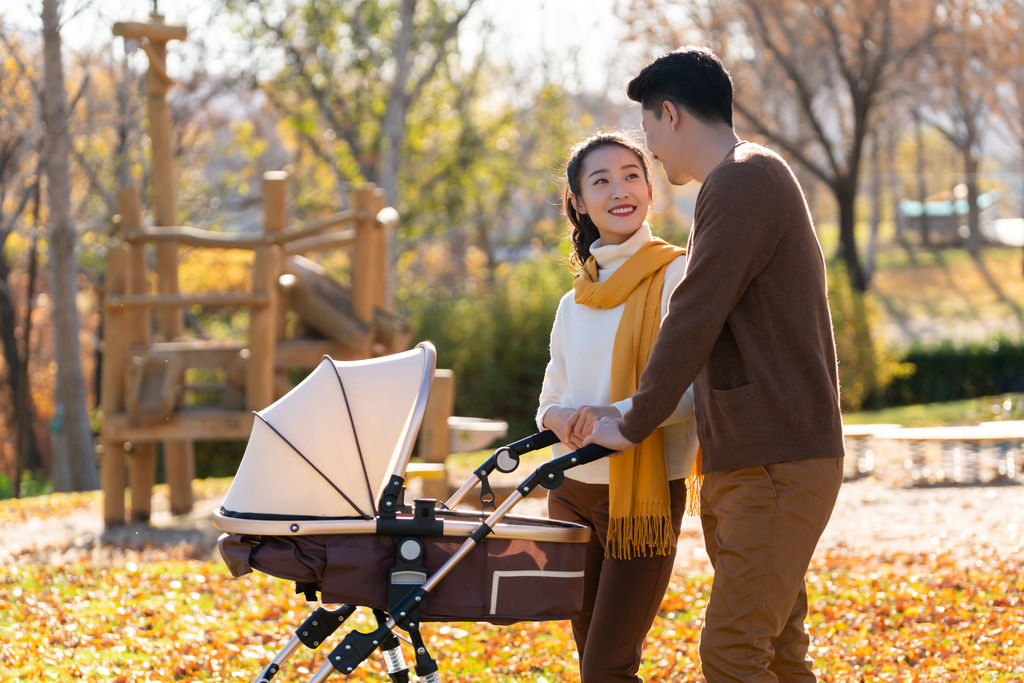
left=622, top=0, right=948, bottom=292
left=0, top=29, right=46, bottom=482
left=990, top=0, right=1024, bottom=275
left=41, top=0, right=99, bottom=492
left=922, top=0, right=999, bottom=254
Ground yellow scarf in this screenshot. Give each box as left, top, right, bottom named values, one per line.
left=574, top=238, right=699, bottom=559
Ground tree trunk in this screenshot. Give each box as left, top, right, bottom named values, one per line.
left=0, top=244, right=43, bottom=477
left=836, top=187, right=868, bottom=292
left=915, top=113, right=930, bottom=246
left=377, top=0, right=417, bottom=309
left=42, top=0, right=99, bottom=492
left=963, top=147, right=981, bottom=254
left=866, top=137, right=881, bottom=282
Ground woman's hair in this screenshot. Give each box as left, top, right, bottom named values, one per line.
left=563, top=132, right=653, bottom=271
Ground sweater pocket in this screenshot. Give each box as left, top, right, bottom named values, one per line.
left=710, top=383, right=757, bottom=401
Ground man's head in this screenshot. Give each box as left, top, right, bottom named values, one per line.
left=628, top=47, right=735, bottom=185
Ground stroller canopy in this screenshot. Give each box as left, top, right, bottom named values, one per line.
left=221, top=344, right=435, bottom=520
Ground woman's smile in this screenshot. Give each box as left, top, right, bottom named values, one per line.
left=609, top=204, right=637, bottom=216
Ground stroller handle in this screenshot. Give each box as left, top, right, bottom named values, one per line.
left=516, top=442, right=615, bottom=497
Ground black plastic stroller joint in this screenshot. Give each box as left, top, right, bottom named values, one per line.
left=517, top=442, right=614, bottom=496
left=297, top=605, right=357, bottom=649
left=378, top=499, right=444, bottom=536
left=378, top=475, right=407, bottom=519
left=325, top=622, right=394, bottom=676
left=444, top=429, right=561, bottom=511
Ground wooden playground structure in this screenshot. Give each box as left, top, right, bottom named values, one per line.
left=99, top=13, right=447, bottom=528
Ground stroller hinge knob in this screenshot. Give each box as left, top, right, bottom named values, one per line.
left=415, top=596, right=422, bottom=602
left=548, top=473, right=555, bottom=479
left=346, top=645, right=352, bottom=650
left=417, top=647, right=426, bottom=655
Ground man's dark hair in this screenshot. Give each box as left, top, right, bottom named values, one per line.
left=627, top=47, right=734, bottom=128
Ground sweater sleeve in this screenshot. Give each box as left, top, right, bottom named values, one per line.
left=611, top=253, right=693, bottom=426
left=537, top=296, right=570, bottom=432
left=619, top=162, right=786, bottom=444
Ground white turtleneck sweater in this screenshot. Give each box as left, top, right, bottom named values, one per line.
left=537, top=223, right=699, bottom=484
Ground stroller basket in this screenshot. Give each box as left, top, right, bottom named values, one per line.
left=212, top=342, right=608, bottom=682
left=219, top=510, right=588, bottom=624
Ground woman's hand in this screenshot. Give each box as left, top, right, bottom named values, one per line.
left=542, top=406, right=582, bottom=450
left=565, top=405, right=622, bottom=446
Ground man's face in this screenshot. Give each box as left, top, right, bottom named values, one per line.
left=641, top=104, right=694, bottom=187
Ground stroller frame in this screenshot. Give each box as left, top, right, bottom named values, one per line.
left=212, top=342, right=612, bottom=682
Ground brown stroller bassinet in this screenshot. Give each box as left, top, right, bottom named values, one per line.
left=212, top=342, right=612, bottom=683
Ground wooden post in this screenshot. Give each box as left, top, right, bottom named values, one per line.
left=166, top=440, right=195, bottom=516
left=419, top=369, right=454, bottom=463
left=263, top=172, right=290, bottom=397
left=352, top=185, right=378, bottom=328
left=248, top=244, right=281, bottom=412
left=113, top=16, right=191, bottom=517
left=117, top=188, right=157, bottom=523
left=101, top=245, right=130, bottom=527
left=370, top=187, right=388, bottom=311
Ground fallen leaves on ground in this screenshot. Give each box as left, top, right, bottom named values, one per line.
left=2, top=548, right=1021, bottom=682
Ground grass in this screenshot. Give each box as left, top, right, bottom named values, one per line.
left=843, top=393, right=1024, bottom=427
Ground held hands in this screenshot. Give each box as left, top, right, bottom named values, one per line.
left=581, top=416, right=638, bottom=455
left=543, top=405, right=626, bottom=451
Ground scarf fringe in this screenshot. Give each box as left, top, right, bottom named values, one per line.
left=684, top=473, right=703, bottom=517
left=607, top=502, right=675, bottom=560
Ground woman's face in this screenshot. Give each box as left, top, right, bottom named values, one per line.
left=574, top=145, right=651, bottom=246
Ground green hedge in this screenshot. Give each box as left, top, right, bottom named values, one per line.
left=410, top=254, right=573, bottom=441
left=884, top=335, right=1024, bottom=405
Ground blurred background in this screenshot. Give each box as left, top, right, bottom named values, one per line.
left=2, top=0, right=1023, bottom=497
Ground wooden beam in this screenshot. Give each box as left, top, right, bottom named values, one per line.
left=107, top=292, right=269, bottom=308
left=128, top=340, right=247, bottom=368
left=113, top=21, right=188, bottom=42
left=103, top=410, right=255, bottom=441
left=274, top=340, right=360, bottom=368
left=122, top=215, right=358, bottom=250
left=124, top=226, right=274, bottom=249
left=276, top=210, right=357, bottom=243
left=284, top=230, right=356, bottom=255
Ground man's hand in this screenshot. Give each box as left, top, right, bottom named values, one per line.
left=565, top=405, right=621, bottom=445
left=582, top=416, right=638, bottom=454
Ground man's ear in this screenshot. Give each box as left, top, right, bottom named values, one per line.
left=663, top=100, right=684, bottom=131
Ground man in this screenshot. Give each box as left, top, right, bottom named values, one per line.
left=578, top=47, right=845, bottom=682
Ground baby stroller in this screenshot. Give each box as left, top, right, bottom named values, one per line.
left=212, top=342, right=612, bottom=682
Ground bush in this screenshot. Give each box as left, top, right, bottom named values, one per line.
left=827, top=261, right=914, bottom=411
left=411, top=253, right=573, bottom=440
left=884, top=335, right=1024, bottom=405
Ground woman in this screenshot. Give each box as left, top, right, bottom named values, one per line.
left=537, top=132, right=700, bottom=683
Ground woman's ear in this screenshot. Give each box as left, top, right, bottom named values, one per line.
left=571, top=193, right=587, bottom=215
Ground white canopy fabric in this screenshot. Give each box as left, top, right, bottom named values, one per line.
left=222, top=345, right=433, bottom=520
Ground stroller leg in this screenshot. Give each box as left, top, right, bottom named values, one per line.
left=407, top=625, right=441, bottom=683
left=379, top=631, right=411, bottom=683
left=253, top=605, right=356, bottom=683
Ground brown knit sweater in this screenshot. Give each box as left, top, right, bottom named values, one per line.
left=619, top=142, right=845, bottom=472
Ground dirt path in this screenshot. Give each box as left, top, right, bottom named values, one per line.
left=3, top=477, right=1022, bottom=571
